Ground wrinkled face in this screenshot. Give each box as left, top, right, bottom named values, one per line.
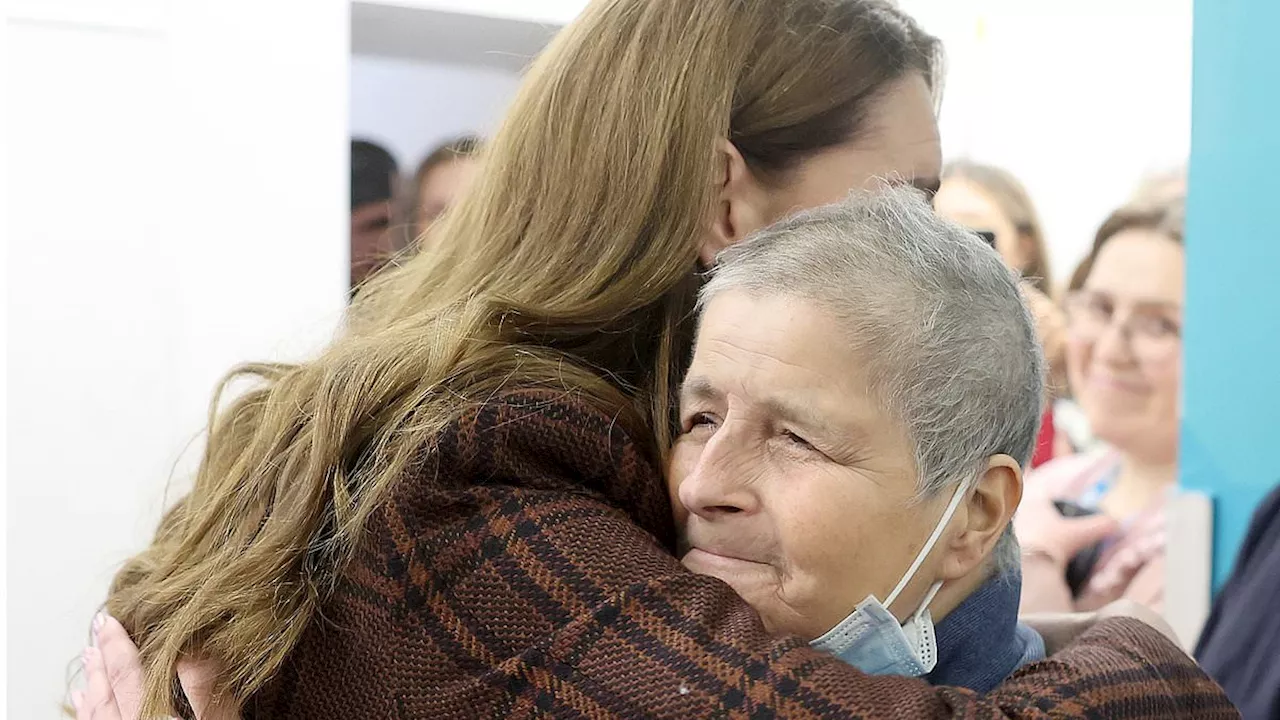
left=668, top=292, right=956, bottom=641
left=932, top=178, right=1030, bottom=274
left=1066, top=230, right=1184, bottom=461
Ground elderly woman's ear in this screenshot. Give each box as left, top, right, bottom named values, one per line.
left=937, top=456, right=1024, bottom=581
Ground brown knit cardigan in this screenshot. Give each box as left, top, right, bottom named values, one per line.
left=247, top=390, right=1236, bottom=719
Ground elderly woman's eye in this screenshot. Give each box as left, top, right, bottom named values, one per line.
left=684, top=412, right=718, bottom=433
left=782, top=430, right=814, bottom=449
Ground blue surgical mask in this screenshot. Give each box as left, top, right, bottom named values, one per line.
left=809, top=484, right=967, bottom=676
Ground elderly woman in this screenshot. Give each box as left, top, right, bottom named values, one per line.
left=670, top=188, right=1045, bottom=691
left=81, top=191, right=1198, bottom=717
left=80, top=0, right=1231, bottom=717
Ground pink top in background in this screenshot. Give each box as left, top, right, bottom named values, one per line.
left=1026, top=449, right=1167, bottom=613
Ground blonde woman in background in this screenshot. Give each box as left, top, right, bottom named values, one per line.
left=76, top=1, right=1227, bottom=718
left=1057, top=172, right=1188, bottom=454
left=1018, top=202, right=1185, bottom=616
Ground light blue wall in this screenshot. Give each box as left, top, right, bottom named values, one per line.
left=1182, top=0, right=1280, bottom=587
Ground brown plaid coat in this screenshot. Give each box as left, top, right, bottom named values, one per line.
left=248, top=391, right=1237, bottom=719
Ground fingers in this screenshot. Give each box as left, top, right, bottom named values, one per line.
left=83, top=644, right=122, bottom=720
left=96, top=614, right=144, bottom=720
left=1017, top=498, right=1121, bottom=569
left=75, top=613, right=144, bottom=720
left=71, top=687, right=96, bottom=720
left=1059, top=513, right=1122, bottom=556
left=75, top=612, right=239, bottom=720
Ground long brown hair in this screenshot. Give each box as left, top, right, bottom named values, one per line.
left=942, top=159, right=1054, bottom=295
left=107, top=0, right=940, bottom=715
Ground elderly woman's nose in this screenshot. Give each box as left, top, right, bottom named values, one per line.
left=677, top=439, right=760, bottom=519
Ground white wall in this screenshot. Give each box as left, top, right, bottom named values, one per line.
left=903, top=0, right=1192, bottom=283
left=6, top=1, right=349, bottom=716
left=362, top=0, right=586, bottom=25
left=350, top=54, right=520, bottom=174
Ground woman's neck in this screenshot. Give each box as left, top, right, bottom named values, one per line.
left=1102, top=453, right=1177, bottom=518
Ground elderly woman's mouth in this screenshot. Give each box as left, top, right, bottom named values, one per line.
left=681, top=546, right=772, bottom=573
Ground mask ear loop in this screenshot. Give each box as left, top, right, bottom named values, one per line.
left=884, top=482, right=969, bottom=611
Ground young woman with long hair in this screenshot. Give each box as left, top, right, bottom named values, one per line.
left=94, top=1, right=1228, bottom=718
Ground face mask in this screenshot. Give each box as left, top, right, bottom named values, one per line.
left=809, top=483, right=967, bottom=676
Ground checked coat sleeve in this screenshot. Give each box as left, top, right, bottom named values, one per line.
left=246, top=391, right=1237, bottom=720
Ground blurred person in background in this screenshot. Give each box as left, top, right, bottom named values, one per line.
left=1195, top=481, right=1280, bottom=720
left=934, top=160, right=1054, bottom=294
left=1063, top=169, right=1186, bottom=296
left=350, top=139, right=401, bottom=290
left=1129, top=165, right=1187, bottom=208
left=1017, top=202, right=1184, bottom=615
left=77, top=0, right=1228, bottom=717
left=1058, top=182, right=1186, bottom=454
left=933, top=160, right=1064, bottom=467
left=410, top=134, right=481, bottom=239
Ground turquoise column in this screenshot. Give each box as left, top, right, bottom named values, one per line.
left=1182, top=0, right=1280, bottom=587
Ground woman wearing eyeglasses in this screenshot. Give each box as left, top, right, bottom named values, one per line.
left=1016, top=201, right=1184, bottom=615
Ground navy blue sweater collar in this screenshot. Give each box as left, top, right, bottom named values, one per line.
left=923, top=569, right=1044, bottom=693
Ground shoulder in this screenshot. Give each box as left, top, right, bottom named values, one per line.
left=1244, top=484, right=1280, bottom=553
left=399, top=387, right=676, bottom=544
left=1226, top=482, right=1280, bottom=574
left=1039, top=618, right=1238, bottom=718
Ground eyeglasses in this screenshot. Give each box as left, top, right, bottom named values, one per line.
left=1063, top=289, right=1183, bottom=362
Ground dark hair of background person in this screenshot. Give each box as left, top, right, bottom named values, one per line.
left=106, top=1, right=945, bottom=714
left=350, top=139, right=398, bottom=210
left=1067, top=199, right=1185, bottom=292
left=349, top=139, right=402, bottom=291
left=942, top=159, right=1054, bottom=295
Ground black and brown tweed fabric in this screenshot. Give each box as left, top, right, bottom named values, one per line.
left=248, top=390, right=1237, bottom=719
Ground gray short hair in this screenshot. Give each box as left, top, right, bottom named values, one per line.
left=700, top=186, right=1044, bottom=574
